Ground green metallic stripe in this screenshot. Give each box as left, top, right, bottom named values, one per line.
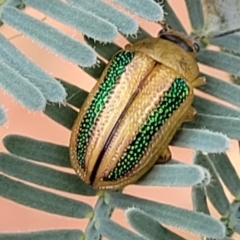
left=76, top=51, right=135, bottom=169
left=105, top=77, right=189, bottom=181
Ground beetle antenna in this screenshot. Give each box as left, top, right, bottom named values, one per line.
left=194, top=27, right=240, bottom=42
left=210, top=27, right=240, bottom=39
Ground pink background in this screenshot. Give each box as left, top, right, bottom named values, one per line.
left=0, top=1, right=239, bottom=239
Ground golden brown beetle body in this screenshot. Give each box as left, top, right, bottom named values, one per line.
left=69, top=27, right=205, bottom=190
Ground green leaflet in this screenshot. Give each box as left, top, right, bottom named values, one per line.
left=0, top=153, right=96, bottom=196
left=0, top=174, right=93, bottom=218
left=0, top=230, right=83, bottom=240
left=126, top=208, right=184, bottom=240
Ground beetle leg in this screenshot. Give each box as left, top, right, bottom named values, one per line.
left=184, top=107, right=197, bottom=122
left=192, top=76, right=206, bottom=88
left=155, top=147, right=172, bottom=164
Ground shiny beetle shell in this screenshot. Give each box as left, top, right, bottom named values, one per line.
left=69, top=27, right=206, bottom=190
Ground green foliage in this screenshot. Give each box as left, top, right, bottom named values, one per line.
left=67, top=0, right=139, bottom=35
left=112, top=0, right=163, bottom=21
left=0, top=0, right=240, bottom=239
left=0, top=59, right=46, bottom=110
left=126, top=208, right=185, bottom=240
left=0, top=230, right=83, bottom=240
left=24, top=0, right=119, bottom=42
left=0, top=33, right=67, bottom=103
left=1, top=7, right=97, bottom=67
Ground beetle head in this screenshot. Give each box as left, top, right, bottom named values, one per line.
left=158, top=24, right=199, bottom=56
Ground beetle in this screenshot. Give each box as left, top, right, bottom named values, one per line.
left=69, top=24, right=206, bottom=190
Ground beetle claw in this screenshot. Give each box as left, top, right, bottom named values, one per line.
left=192, top=76, right=206, bottom=88
left=156, top=147, right=172, bottom=164
left=184, top=107, right=197, bottom=122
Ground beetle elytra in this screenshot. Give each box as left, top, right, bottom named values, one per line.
left=69, top=25, right=206, bottom=190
